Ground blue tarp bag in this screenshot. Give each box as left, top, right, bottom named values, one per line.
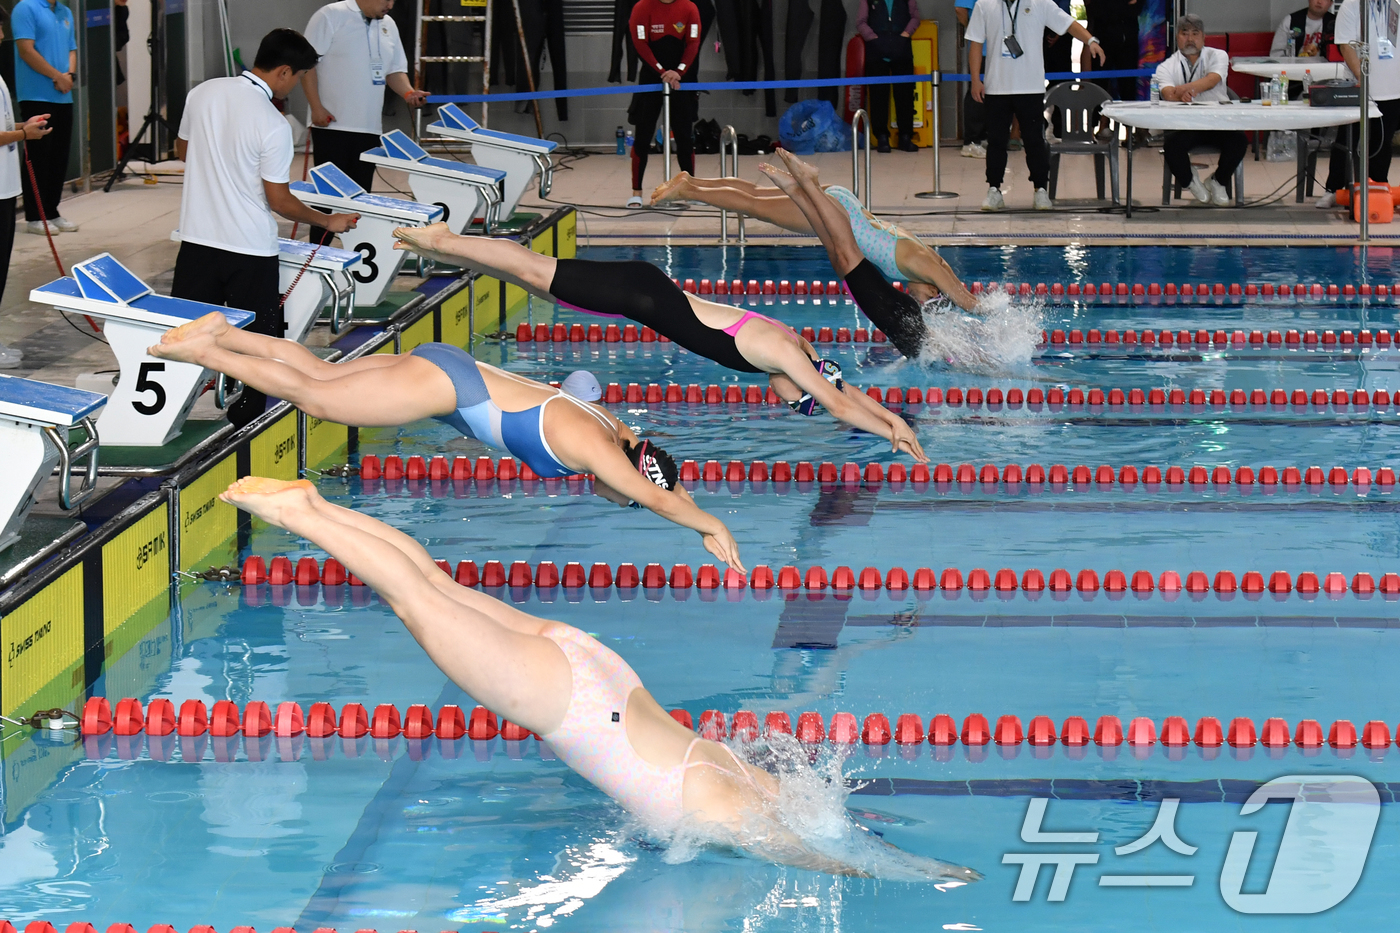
left=779, top=100, right=851, bottom=154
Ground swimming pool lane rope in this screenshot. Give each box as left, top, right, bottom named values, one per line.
left=71, top=697, right=1400, bottom=760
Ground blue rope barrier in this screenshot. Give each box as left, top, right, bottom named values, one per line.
left=425, top=69, right=1156, bottom=104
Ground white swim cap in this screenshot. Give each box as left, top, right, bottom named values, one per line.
left=562, top=370, right=602, bottom=401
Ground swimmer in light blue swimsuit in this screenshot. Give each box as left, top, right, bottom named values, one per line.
left=651, top=172, right=977, bottom=312
left=148, top=318, right=748, bottom=571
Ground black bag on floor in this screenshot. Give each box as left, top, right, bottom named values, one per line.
left=694, top=118, right=721, bottom=154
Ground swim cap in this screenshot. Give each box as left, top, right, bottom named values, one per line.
left=562, top=370, right=602, bottom=402
left=788, top=358, right=845, bottom=416
left=625, top=439, right=678, bottom=490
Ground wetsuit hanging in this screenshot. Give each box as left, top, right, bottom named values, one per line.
left=816, top=0, right=846, bottom=104
left=784, top=0, right=815, bottom=102
left=627, top=0, right=702, bottom=191
left=519, top=0, right=569, bottom=119
left=610, top=0, right=643, bottom=81
left=713, top=0, right=744, bottom=77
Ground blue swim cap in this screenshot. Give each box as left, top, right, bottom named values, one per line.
left=788, top=358, right=844, bottom=416
left=562, top=370, right=602, bottom=401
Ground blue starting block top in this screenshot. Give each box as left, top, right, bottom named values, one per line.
left=293, top=163, right=444, bottom=221
left=278, top=238, right=362, bottom=271
left=30, top=254, right=257, bottom=330
left=365, top=130, right=508, bottom=183
left=432, top=104, right=557, bottom=153
left=0, top=373, right=107, bottom=426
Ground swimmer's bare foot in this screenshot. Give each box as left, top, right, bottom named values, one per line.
left=219, top=477, right=318, bottom=528
left=775, top=147, right=821, bottom=186
left=147, top=311, right=228, bottom=363
left=651, top=172, right=691, bottom=205
left=392, top=220, right=454, bottom=255
left=757, top=162, right=799, bottom=197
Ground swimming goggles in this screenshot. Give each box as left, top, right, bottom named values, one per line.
left=789, top=358, right=845, bottom=416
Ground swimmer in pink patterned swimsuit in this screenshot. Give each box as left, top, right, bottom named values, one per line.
left=220, top=475, right=979, bottom=881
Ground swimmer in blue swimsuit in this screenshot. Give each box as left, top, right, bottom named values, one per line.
left=149, top=317, right=746, bottom=571
left=651, top=172, right=977, bottom=313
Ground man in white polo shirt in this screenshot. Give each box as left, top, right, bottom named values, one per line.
left=302, top=0, right=425, bottom=240
left=173, top=28, right=359, bottom=427
left=1154, top=14, right=1246, bottom=208
left=967, top=0, right=1105, bottom=211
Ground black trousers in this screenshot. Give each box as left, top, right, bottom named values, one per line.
left=171, top=241, right=282, bottom=428
left=0, top=197, right=15, bottom=302
left=628, top=76, right=697, bottom=189
left=310, top=127, right=378, bottom=245
left=1044, top=31, right=1071, bottom=136
left=1163, top=129, right=1248, bottom=187
left=783, top=0, right=814, bottom=102
left=865, top=38, right=914, bottom=144
left=963, top=82, right=986, bottom=143
left=519, top=0, right=568, bottom=120
left=608, top=0, right=641, bottom=81
left=1325, top=97, right=1400, bottom=191
left=20, top=101, right=73, bottom=222
left=815, top=0, right=846, bottom=104
left=985, top=92, right=1048, bottom=188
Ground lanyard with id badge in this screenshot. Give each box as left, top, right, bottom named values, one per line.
left=1002, top=0, right=1025, bottom=57
left=1374, top=0, right=1396, bottom=60
left=367, top=18, right=387, bottom=84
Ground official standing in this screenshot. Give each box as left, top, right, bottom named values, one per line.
left=173, top=29, right=359, bottom=427
left=858, top=0, right=920, bottom=152
left=625, top=0, right=701, bottom=208
left=302, top=0, right=425, bottom=242
left=968, top=0, right=1105, bottom=211
left=0, top=11, right=52, bottom=367
left=1317, top=0, right=1400, bottom=208
left=11, top=0, right=77, bottom=234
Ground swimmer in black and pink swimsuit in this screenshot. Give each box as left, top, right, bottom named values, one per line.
left=391, top=223, right=928, bottom=460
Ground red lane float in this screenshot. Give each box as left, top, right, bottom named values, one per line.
left=78, top=701, right=1400, bottom=760
left=231, top=554, right=1397, bottom=603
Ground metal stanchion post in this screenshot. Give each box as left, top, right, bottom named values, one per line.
left=1358, top=5, right=1370, bottom=245
left=851, top=109, right=871, bottom=206
left=663, top=82, right=673, bottom=182
left=916, top=72, right=957, bottom=199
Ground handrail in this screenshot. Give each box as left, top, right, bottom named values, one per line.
left=214, top=373, right=243, bottom=411
left=851, top=109, right=872, bottom=208
left=719, top=125, right=745, bottom=245
left=662, top=83, right=673, bottom=182
left=44, top=417, right=100, bottom=509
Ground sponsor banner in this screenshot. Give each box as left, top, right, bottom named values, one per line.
left=249, top=410, right=298, bottom=481
left=101, top=506, right=169, bottom=638
left=305, top=415, right=349, bottom=470
left=400, top=312, right=435, bottom=353
left=1, top=565, right=83, bottom=717
left=178, top=454, right=237, bottom=572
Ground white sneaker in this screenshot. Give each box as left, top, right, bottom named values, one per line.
left=52, top=216, right=79, bottom=232
left=26, top=220, right=56, bottom=235
left=1186, top=169, right=1211, bottom=204
left=961, top=141, right=987, bottom=158
left=981, top=187, right=1005, bottom=212
left=1316, top=191, right=1338, bottom=209
left=1207, top=178, right=1232, bottom=207
left=0, top=343, right=22, bottom=369
left=625, top=195, right=643, bottom=209
left=1033, top=187, right=1053, bottom=210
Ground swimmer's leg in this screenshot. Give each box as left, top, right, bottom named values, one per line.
left=221, top=477, right=572, bottom=732
left=393, top=224, right=556, bottom=298
left=657, top=180, right=816, bottom=233
left=152, top=336, right=456, bottom=426
left=894, top=239, right=978, bottom=313
left=153, top=312, right=400, bottom=381
left=761, top=151, right=864, bottom=276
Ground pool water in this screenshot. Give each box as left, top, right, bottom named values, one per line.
left=5, top=244, right=1400, bottom=932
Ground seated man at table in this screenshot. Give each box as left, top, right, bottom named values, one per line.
left=1155, top=14, right=1247, bottom=207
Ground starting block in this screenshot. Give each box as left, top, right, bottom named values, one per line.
left=279, top=238, right=361, bottom=340
left=291, top=162, right=443, bottom=308
left=360, top=129, right=506, bottom=234
left=0, top=373, right=104, bottom=552
left=29, top=253, right=254, bottom=446
left=426, top=103, right=555, bottom=220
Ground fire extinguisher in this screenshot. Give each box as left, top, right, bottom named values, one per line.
left=843, top=35, right=866, bottom=124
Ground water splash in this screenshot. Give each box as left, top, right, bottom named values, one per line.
left=639, top=734, right=982, bottom=884
left=918, top=292, right=1045, bottom=374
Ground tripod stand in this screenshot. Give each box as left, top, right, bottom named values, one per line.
left=105, top=0, right=175, bottom=191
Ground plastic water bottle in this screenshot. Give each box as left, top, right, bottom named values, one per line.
left=1287, top=36, right=1296, bottom=58
left=1266, top=74, right=1280, bottom=105
left=1279, top=71, right=1289, bottom=104
left=1150, top=76, right=1161, bottom=104
left=1303, top=68, right=1313, bottom=102
left=616, top=125, right=625, bottom=155
left=625, top=129, right=635, bottom=151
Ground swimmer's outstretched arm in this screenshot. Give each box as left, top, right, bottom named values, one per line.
left=392, top=223, right=558, bottom=300
left=221, top=477, right=572, bottom=733
left=893, top=240, right=978, bottom=313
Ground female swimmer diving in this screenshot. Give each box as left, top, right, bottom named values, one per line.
left=389, top=224, right=927, bottom=463
left=651, top=171, right=977, bottom=314
left=219, top=474, right=982, bottom=882
left=148, top=319, right=745, bottom=571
